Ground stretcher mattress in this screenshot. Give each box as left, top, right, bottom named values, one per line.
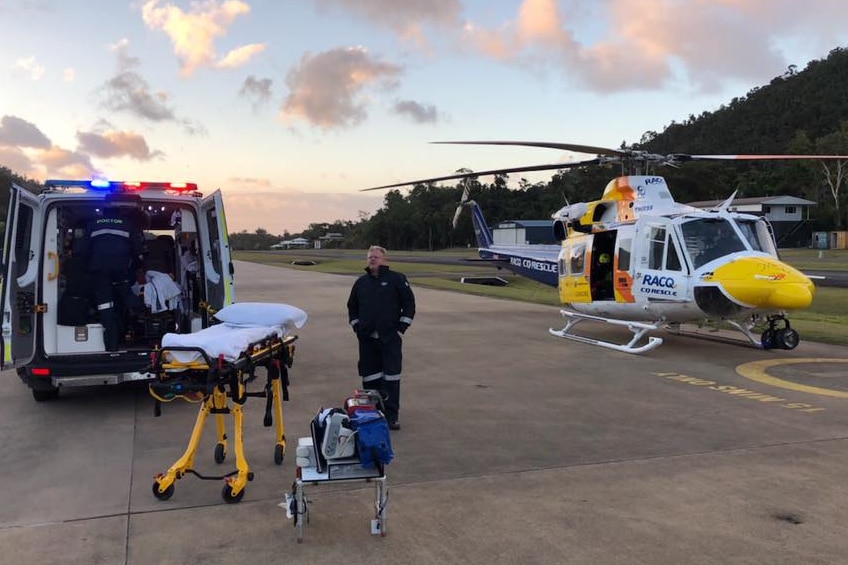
left=160, top=302, right=307, bottom=364
left=161, top=323, right=286, bottom=363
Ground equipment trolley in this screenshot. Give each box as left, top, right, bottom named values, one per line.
left=289, top=452, right=388, bottom=543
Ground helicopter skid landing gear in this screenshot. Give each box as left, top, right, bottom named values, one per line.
left=549, top=310, right=663, bottom=354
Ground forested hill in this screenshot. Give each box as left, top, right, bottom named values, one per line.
left=640, top=46, right=848, bottom=155
left=608, top=45, right=848, bottom=236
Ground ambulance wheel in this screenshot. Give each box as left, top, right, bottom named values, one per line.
left=31, top=387, right=59, bottom=402
left=152, top=482, right=174, bottom=500
left=222, top=485, right=245, bottom=504
left=775, top=328, right=799, bottom=350
left=214, top=443, right=226, bottom=464
left=274, top=444, right=285, bottom=465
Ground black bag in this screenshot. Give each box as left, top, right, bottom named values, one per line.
left=57, top=295, right=92, bottom=326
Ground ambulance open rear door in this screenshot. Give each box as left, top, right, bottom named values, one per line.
left=1, top=184, right=41, bottom=370
left=200, top=190, right=235, bottom=317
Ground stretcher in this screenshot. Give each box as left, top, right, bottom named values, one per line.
left=148, top=321, right=297, bottom=503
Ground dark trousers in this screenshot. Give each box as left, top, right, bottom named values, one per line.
left=358, top=332, right=403, bottom=422
left=92, top=268, right=130, bottom=351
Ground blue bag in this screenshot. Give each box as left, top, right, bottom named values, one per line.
left=350, top=409, right=394, bottom=468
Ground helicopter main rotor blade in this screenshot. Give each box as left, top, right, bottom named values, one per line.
left=361, top=158, right=600, bottom=191
left=674, top=153, right=848, bottom=162
left=432, top=140, right=625, bottom=157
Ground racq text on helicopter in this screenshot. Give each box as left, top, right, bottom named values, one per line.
left=365, top=141, right=848, bottom=354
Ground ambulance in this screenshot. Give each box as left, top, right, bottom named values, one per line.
left=1, top=180, right=234, bottom=401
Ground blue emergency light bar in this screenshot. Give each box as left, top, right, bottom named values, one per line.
left=44, top=179, right=199, bottom=193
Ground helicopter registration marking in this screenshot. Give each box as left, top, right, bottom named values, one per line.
left=653, top=372, right=826, bottom=413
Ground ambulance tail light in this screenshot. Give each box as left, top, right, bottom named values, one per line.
left=31, top=368, right=51, bottom=376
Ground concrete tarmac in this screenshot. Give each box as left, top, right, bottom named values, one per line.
left=2, top=260, right=848, bottom=565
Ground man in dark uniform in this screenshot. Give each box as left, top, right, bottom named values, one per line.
left=84, top=206, right=144, bottom=350
left=347, top=245, right=416, bottom=430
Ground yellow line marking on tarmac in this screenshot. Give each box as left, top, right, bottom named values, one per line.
left=736, top=358, right=848, bottom=399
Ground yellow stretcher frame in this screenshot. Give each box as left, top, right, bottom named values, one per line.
left=149, top=333, right=297, bottom=503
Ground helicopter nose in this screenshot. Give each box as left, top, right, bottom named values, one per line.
left=711, top=256, right=814, bottom=310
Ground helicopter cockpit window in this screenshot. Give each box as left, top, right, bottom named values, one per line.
left=648, top=226, right=666, bottom=270
left=570, top=243, right=585, bottom=275
left=681, top=218, right=747, bottom=270
left=737, top=218, right=778, bottom=256
left=666, top=238, right=682, bottom=271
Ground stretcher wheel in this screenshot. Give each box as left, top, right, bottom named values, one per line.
left=222, top=484, right=245, bottom=504
left=214, top=443, right=226, bottom=464
left=152, top=482, right=175, bottom=500
left=274, top=444, right=285, bottom=465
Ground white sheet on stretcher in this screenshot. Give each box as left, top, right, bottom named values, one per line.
left=161, top=324, right=286, bottom=364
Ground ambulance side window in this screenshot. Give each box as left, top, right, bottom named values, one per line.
left=14, top=206, right=34, bottom=278
left=205, top=207, right=221, bottom=277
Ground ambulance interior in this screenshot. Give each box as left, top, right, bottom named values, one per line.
left=46, top=201, right=207, bottom=355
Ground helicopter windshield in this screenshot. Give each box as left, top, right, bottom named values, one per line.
left=735, top=218, right=778, bottom=256
left=680, top=218, right=748, bottom=270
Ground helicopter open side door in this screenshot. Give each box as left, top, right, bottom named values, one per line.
left=1, top=184, right=42, bottom=370
left=200, top=190, right=235, bottom=318
left=632, top=217, right=691, bottom=304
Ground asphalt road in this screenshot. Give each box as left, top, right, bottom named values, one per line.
left=2, top=261, right=848, bottom=564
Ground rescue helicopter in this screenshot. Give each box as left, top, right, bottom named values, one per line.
left=365, top=141, right=848, bottom=354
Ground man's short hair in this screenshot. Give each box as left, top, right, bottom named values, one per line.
left=368, top=245, right=387, bottom=257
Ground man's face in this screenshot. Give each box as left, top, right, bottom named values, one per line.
left=367, top=250, right=386, bottom=270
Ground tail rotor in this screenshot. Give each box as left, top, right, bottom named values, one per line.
left=452, top=182, right=471, bottom=229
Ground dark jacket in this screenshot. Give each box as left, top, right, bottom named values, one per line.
left=347, top=265, right=416, bottom=337
left=84, top=215, right=143, bottom=272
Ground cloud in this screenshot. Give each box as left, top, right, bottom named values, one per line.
left=76, top=128, right=164, bottom=161
left=280, top=47, right=402, bottom=129
left=239, top=75, right=273, bottom=110
left=0, top=146, right=37, bottom=176
left=0, top=115, right=100, bottom=180
left=99, top=39, right=206, bottom=135
left=392, top=99, right=440, bottom=124
left=141, top=0, right=264, bottom=76
left=315, top=0, right=462, bottom=45
left=217, top=43, right=267, bottom=69
left=459, top=0, right=848, bottom=94
left=11, top=56, right=45, bottom=80
left=0, top=115, right=51, bottom=148
left=37, top=146, right=98, bottom=179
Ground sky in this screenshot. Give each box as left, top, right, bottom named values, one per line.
left=2, top=0, right=848, bottom=235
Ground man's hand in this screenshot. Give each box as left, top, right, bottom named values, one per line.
left=398, top=322, right=410, bottom=334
